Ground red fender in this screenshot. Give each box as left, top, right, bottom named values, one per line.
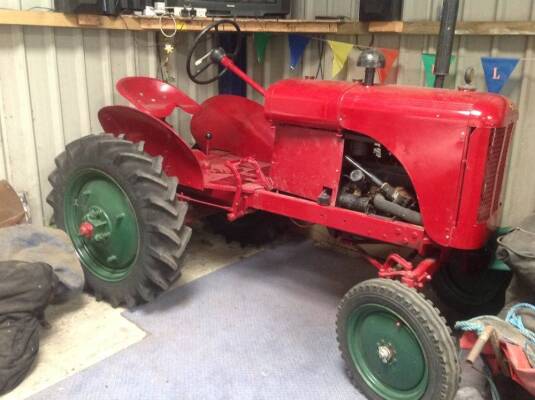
left=191, top=95, right=275, bottom=162
left=116, top=77, right=201, bottom=118
left=98, top=105, right=205, bottom=190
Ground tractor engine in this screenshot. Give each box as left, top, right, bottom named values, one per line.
left=338, top=134, right=422, bottom=225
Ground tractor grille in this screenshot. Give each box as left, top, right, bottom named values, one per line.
left=478, top=124, right=514, bottom=222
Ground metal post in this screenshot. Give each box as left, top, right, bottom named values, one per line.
left=434, top=0, right=459, bottom=88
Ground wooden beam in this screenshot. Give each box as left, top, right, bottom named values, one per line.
left=368, top=21, right=404, bottom=33
left=0, top=10, right=366, bottom=34
left=370, top=20, right=535, bottom=35
left=0, top=9, right=143, bottom=30
left=76, top=14, right=102, bottom=27
left=2, top=10, right=535, bottom=36
left=147, top=17, right=368, bottom=34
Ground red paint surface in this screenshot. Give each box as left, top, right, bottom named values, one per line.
left=98, top=106, right=204, bottom=190
left=117, top=76, right=201, bottom=118
left=270, top=126, right=343, bottom=203
left=190, top=95, right=274, bottom=162
left=461, top=332, right=535, bottom=396
left=265, top=79, right=517, bottom=249
left=79, top=222, right=94, bottom=239
left=248, top=190, right=427, bottom=250
left=221, top=56, right=266, bottom=96
left=100, top=62, right=517, bottom=267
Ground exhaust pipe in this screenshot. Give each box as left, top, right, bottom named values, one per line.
left=434, top=0, right=460, bottom=88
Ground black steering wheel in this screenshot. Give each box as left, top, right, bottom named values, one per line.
left=186, top=19, right=242, bottom=85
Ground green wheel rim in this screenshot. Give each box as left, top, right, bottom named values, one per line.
left=64, top=169, right=140, bottom=282
left=346, top=304, right=429, bottom=400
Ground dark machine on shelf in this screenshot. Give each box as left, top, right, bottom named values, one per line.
left=54, top=0, right=152, bottom=15
left=169, top=0, right=291, bottom=17
left=359, top=0, right=403, bottom=21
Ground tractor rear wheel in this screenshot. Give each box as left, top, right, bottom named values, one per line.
left=336, top=278, right=459, bottom=400
left=432, top=249, right=511, bottom=317
left=47, top=134, right=191, bottom=307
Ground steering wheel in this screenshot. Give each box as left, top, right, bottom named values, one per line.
left=186, top=19, right=242, bottom=85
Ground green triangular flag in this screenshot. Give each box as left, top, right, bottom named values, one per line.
left=254, top=32, right=271, bottom=64
left=422, top=53, right=457, bottom=87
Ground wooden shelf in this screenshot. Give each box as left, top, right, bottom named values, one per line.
left=369, top=20, right=535, bottom=36
left=0, top=10, right=367, bottom=35
left=2, top=10, right=535, bottom=36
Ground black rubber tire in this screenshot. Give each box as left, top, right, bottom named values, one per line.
left=431, top=250, right=512, bottom=317
left=47, top=134, right=191, bottom=308
left=204, top=211, right=288, bottom=247
left=336, top=278, right=460, bottom=400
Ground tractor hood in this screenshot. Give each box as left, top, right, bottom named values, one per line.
left=265, top=79, right=517, bottom=130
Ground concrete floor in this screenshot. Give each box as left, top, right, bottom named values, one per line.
left=4, top=226, right=261, bottom=400
left=4, top=224, right=530, bottom=400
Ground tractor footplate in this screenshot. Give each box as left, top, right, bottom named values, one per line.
left=203, top=151, right=271, bottom=191
left=225, top=157, right=272, bottom=221
left=179, top=151, right=273, bottom=220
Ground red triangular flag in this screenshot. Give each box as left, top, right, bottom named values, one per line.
left=377, top=48, right=399, bottom=84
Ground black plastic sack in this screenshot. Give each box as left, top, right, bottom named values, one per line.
left=0, top=261, right=57, bottom=396
left=497, top=215, right=535, bottom=308
left=0, top=225, right=84, bottom=303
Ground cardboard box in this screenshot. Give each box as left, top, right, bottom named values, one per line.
left=0, top=181, right=26, bottom=228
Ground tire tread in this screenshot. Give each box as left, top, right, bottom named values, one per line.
left=336, top=278, right=460, bottom=400
left=47, top=133, right=190, bottom=307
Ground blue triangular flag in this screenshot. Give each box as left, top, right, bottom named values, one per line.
left=481, top=57, right=520, bottom=93
left=288, top=34, right=310, bottom=70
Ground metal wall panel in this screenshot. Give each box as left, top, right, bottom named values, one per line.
left=0, top=0, right=158, bottom=224
left=0, top=0, right=534, bottom=226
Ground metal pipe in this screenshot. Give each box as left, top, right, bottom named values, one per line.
left=344, top=155, right=397, bottom=200
left=220, top=55, right=266, bottom=96
left=344, top=156, right=383, bottom=187
left=364, top=68, right=375, bottom=86
left=434, top=0, right=460, bottom=88
left=373, top=194, right=423, bottom=225
left=338, top=193, right=373, bottom=213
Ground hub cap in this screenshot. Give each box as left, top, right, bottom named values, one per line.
left=64, top=169, right=140, bottom=282
left=377, top=343, right=395, bottom=364
left=346, top=304, right=428, bottom=400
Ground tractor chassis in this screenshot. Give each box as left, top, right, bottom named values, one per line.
left=177, top=151, right=437, bottom=289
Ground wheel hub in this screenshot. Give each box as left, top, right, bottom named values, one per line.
left=346, top=304, right=428, bottom=399
left=80, top=206, right=113, bottom=242
left=64, top=169, right=140, bottom=282
left=79, top=221, right=94, bottom=239
left=377, top=342, right=396, bottom=365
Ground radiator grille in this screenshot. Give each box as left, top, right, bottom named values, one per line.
left=478, top=125, right=514, bottom=222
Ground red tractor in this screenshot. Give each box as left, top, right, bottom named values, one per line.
left=48, top=19, right=517, bottom=400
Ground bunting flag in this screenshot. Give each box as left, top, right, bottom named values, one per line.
left=328, top=40, right=354, bottom=78
left=481, top=57, right=520, bottom=93
left=288, top=34, right=310, bottom=70
left=258, top=35, right=524, bottom=92
left=254, top=32, right=271, bottom=64
left=421, top=53, right=457, bottom=87
left=377, top=48, right=399, bottom=84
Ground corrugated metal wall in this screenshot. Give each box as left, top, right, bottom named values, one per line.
left=1, top=0, right=534, bottom=226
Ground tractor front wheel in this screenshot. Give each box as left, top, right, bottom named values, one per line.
left=47, top=134, right=191, bottom=307
left=336, top=278, right=460, bottom=400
